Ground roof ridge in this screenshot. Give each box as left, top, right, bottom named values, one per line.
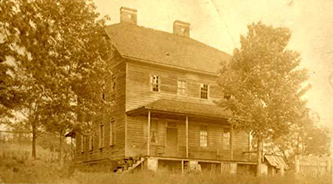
left=106, top=23, right=230, bottom=56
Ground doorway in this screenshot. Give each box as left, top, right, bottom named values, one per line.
left=166, top=127, right=178, bottom=156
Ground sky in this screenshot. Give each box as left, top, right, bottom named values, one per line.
left=93, top=0, right=333, bottom=129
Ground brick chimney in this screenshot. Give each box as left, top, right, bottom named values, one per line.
left=120, top=7, right=137, bottom=25
left=173, top=20, right=190, bottom=37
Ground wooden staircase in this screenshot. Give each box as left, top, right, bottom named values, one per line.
left=114, top=157, right=146, bottom=173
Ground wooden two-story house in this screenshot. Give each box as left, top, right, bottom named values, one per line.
left=74, top=7, right=254, bottom=173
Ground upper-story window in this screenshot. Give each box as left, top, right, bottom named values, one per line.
left=150, top=75, right=159, bottom=92
left=200, top=84, right=208, bottom=99
left=177, top=80, right=186, bottom=95
left=101, top=76, right=116, bottom=103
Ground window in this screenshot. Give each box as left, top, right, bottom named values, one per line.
left=150, top=120, right=158, bottom=144
left=223, top=128, right=230, bottom=150
left=81, top=135, right=84, bottom=153
left=99, top=124, right=104, bottom=148
left=150, top=75, right=159, bottom=92
left=100, top=76, right=116, bottom=103
left=224, top=94, right=231, bottom=100
left=200, top=127, right=208, bottom=147
left=101, top=81, right=106, bottom=101
left=177, top=80, right=186, bottom=95
left=89, top=136, right=94, bottom=151
left=200, top=84, right=208, bottom=99
left=110, top=120, right=115, bottom=146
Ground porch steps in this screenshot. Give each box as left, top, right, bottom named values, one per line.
left=114, top=157, right=145, bottom=173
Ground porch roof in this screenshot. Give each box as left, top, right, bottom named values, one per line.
left=126, top=99, right=232, bottom=119
left=265, top=154, right=289, bottom=170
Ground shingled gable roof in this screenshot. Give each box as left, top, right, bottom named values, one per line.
left=105, top=23, right=231, bottom=74
left=126, top=99, right=232, bottom=119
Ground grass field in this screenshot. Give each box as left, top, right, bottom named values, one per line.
left=64, top=171, right=331, bottom=184
left=0, top=157, right=331, bottom=184
left=0, top=141, right=331, bottom=184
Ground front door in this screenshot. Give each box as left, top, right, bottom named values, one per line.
left=166, top=128, right=178, bottom=157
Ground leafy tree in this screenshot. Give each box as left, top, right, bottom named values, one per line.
left=0, top=60, right=21, bottom=119
left=1, top=0, right=54, bottom=158
left=218, top=22, right=309, bottom=175
left=272, top=110, right=331, bottom=158
left=0, top=12, right=24, bottom=120
left=301, top=125, right=331, bottom=156
left=0, top=0, right=113, bottom=164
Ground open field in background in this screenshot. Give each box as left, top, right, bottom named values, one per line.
left=0, top=157, right=331, bottom=184
left=0, top=133, right=74, bottom=162
left=0, top=142, right=60, bottom=162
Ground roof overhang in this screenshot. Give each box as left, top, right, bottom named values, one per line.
left=122, top=55, right=219, bottom=77
left=126, top=99, right=232, bottom=121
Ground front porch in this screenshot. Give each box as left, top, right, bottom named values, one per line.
left=126, top=99, right=253, bottom=168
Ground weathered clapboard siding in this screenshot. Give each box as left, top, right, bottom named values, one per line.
left=76, top=55, right=127, bottom=162
left=233, top=130, right=250, bottom=160
left=124, top=60, right=249, bottom=160
left=126, top=114, right=249, bottom=160
left=126, top=115, right=147, bottom=157
left=187, top=120, right=232, bottom=160
left=103, top=59, right=127, bottom=159
left=125, top=60, right=224, bottom=112
left=76, top=50, right=249, bottom=164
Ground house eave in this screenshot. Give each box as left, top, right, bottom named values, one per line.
left=126, top=106, right=232, bottom=121
left=122, top=55, right=219, bottom=77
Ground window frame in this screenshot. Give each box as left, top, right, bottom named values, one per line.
left=150, top=74, right=160, bottom=92
left=150, top=120, right=159, bottom=144
left=99, top=124, right=105, bottom=149
left=200, top=126, right=208, bottom=148
left=88, top=136, right=94, bottom=151
left=80, top=135, right=84, bottom=153
left=110, top=120, right=115, bottom=146
left=223, top=128, right=231, bottom=150
left=200, top=84, right=209, bottom=99
left=177, top=80, right=187, bottom=95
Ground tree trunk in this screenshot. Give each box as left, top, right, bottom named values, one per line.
left=32, top=123, right=37, bottom=159
left=256, top=137, right=262, bottom=176
left=59, top=130, right=64, bottom=167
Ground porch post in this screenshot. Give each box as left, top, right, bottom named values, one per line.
left=230, top=124, right=234, bottom=160
left=186, top=116, right=189, bottom=158
left=147, top=111, right=151, bottom=156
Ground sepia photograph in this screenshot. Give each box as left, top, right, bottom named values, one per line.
left=0, top=0, right=332, bottom=183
